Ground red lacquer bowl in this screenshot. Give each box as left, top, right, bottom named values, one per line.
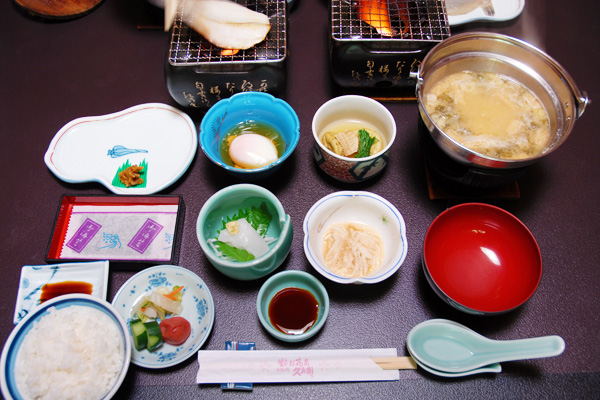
left=423, top=203, right=542, bottom=315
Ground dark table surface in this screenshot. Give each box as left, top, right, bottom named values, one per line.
left=1, top=0, right=599, bottom=398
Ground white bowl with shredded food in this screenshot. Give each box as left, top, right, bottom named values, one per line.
left=303, top=191, right=408, bottom=284
left=1, top=294, right=131, bottom=400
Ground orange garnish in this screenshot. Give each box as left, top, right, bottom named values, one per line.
left=221, top=49, right=240, bottom=56
left=163, top=285, right=184, bottom=300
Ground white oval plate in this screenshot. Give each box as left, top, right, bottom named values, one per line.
left=13, top=260, right=109, bottom=324
left=44, top=103, right=197, bottom=195
left=111, top=265, right=215, bottom=369
left=448, top=0, right=525, bottom=26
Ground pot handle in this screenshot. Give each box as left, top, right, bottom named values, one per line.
left=409, top=71, right=421, bottom=82
left=573, top=90, right=589, bottom=120
left=550, top=59, right=589, bottom=119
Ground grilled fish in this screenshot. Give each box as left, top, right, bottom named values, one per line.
left=165, top=0, right=271, bottom=50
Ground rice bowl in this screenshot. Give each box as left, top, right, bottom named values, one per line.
left=1, top=294, right=131, bottom=400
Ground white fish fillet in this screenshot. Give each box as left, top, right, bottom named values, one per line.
left=218, top=218, right=270, bottom=257
left=166, top=0, right=271, bottom=50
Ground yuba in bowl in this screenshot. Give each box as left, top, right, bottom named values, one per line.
left=0, top=294, right=131, bottom=400
left=423, top=203, right=542, bottom=315
left=303, top=191, right=407, bottom=284
left=311, top=95, right=396, bottom=183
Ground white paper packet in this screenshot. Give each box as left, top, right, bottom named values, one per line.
left=60, top=205, right=178, bottom=261
left=197, top=348, right=400, bottom=384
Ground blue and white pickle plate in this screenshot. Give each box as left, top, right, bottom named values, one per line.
left=111, top=265, right=215, bottom=369
left=13, top=260, right=109, bottom=324
left=43, top=103, right=197, bottom=195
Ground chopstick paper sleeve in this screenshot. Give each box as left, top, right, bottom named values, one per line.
left=197, top=348, right=401, bottom=384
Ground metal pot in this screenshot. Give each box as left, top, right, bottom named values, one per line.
left=415, top=32, right=589, bottom=170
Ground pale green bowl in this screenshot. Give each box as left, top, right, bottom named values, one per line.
left=257, top=270, right=329, bottom=342
left=196, top=184, right=293, bottom=281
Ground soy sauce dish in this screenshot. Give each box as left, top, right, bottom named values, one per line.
left=257, top=271, right=329, bottom=342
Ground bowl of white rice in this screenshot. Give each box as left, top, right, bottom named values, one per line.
left=1, top=294, right=131, bottom=400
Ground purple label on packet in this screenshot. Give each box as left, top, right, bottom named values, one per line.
left=127, top=218, right=164, bottom=254
left=66, top=218, right=102, bottom=253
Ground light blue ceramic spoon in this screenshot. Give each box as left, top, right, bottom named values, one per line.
left=407, top=319, right=565, bottom=373
left=412, top=357, right=502, bottom=378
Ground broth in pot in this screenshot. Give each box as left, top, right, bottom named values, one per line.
left=416, top=32, right=588, bottom=170
left=423, top=70, right=551, bottom=160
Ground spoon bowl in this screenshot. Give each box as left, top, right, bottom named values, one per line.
left=412, top=357, right=502, bottom=378
left=407, top=319, right=565, bottom=373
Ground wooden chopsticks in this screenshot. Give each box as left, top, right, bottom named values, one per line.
left=370, top=356, right=418, bottom=370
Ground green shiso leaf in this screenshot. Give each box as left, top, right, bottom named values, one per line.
left=218, top=202, right=272, bottom=237
left=355, top=129, right=377, bottom=158
left=214, top=241, right=255, bottom=262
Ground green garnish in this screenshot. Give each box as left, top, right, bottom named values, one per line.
left=355, top=129, right=378, bottom=158
left=213, top=241, right=256, bottom=262
left=217, top=202, right=272, bottom=237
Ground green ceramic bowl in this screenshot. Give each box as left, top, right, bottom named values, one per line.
left=196, top=184, right=293, bottom=280
left=257, top=271, right=329, bottom=342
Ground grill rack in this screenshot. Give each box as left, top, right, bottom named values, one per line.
left=331, top=0, right=450, bottom=43
left=168, top=0, right=287, bottom=66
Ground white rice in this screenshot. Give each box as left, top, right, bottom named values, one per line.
left=15, top=305, right=124, bottom=400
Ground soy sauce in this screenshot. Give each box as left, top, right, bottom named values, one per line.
left=268, top=287, right=319, bottom=335
left=39, top=281, right=93, bottom=303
